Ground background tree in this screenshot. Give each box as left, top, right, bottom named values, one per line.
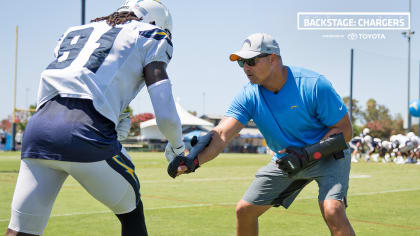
left=410, top=124, right=419, bottom=135
left=343, top=96, right=362, bottom=124
left=362, top=99, right=392, bottom=123
left=131, top=113, right=154, bottom=136
left=360, top=99, right=404, bottom=139
left=17, top=104, right=37, bottom=132
left=343, top=96, right=363, bottom=136
left=0, top=119, right=11, bottom=132
left=123, top=105, right=133, bottom=117
left=390, top=114, right=405, bottom=135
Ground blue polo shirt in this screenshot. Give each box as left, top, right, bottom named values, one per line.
left=226, top=66, right=347, bottom=160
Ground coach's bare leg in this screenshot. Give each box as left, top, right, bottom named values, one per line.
left=319, top=200, right=355, bottom=236
left=236, top=199, right=271, bottom=236
left=5, top=229, right=38, bottom=236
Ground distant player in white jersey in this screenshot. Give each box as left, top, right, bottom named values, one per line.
left=392, top=134, right=414, bottom=164
left=348, top=129, right=369, bottom=163
left=364, top=136, right=381, bottom=162
left=6, top=1, right=185, bottom=236
left=406, top=132, right=420, bottom=164
left=379, top=140, right=393, bottom=163
left=408, top=133, right=420, bottom=164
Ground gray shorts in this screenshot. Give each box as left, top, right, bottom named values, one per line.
left=242, top=149, right=351, bottom=209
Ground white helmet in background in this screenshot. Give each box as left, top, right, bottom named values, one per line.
left=374, top=137, right=381, bottom=144
left=118, top=0, right=173, bottom=36
left=390, top=135, right=397, bottom=143
left=382, top=140, right=390, bottom=149
left=407, top=132, right=415, bottom=139
left=363, top=135, right=372, bottom=143
left=362, top=128, right=370, bottom=135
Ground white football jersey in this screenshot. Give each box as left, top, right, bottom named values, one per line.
left=410, top=135, right=420, bottom=146
left=396, top=134, right=408, bottom=143
left=37, top=20, right=173, bottom=125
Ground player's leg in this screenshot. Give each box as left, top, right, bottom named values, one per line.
left=115, top=201, right=147, bottom=236
left=319, top=200, right=354, bottom=236
left=6, top=159, right=68, bottom=236
left=310, top=149, right=355, bottom=235
left=348, top=142, right=358, bottom=163
left=355, top=143, right=363, bottom=161
left=235, top=200, right=270, bottom=236
left=69, top=148, right=147, bottom=236
left=371, top=152, right=379, bottom=162
left=406, top=151, right=413, bottom=163
left=114, top=148, right=147, bottom=235
left=365, top=144, right=374, bottom=162
left=238, top=161, right=311, bottom=236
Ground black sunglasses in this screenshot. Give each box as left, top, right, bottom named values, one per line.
left=237, top=54, right=270, bottom=68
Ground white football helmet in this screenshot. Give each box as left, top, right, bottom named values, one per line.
left=407, top=132, right=415, bottom=139
left=118, top=0, right=173, bottom=36
left=390, top=135, right=397, bottom=143
left=362, top=128, right=370, bottom=135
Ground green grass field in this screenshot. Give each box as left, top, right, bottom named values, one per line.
left=1, top=152, right=420, bottom=235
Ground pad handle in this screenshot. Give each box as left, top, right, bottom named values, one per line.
left=304, top=133, right=348, bottom=161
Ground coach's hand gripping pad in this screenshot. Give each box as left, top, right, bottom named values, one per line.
left=167, top=132, right=212, bottom=179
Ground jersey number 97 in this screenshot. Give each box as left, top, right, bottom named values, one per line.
left=47, top=27, right=122, bottom=73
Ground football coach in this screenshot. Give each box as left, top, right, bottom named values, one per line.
left=168, top=33, right=355, bottom=236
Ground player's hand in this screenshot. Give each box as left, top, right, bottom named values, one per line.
left=164, top=143, right=185, bottom=162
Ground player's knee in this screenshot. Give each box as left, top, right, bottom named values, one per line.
left=323, top=201, right=345, bottom=222
left=236, top=201, right=250, bottom=218
left=236, top=200, right=257, bottom=219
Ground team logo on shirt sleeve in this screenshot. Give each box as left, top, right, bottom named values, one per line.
left=139, top=28, right=173, bottom=46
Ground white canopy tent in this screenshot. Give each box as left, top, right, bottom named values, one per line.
left=140, top=103, right=214, bottom=140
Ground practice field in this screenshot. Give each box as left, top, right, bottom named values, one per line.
left=1, top=152, right=420, bottom=235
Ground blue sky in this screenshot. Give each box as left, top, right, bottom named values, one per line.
left=0, top=0, right=419, bottom=127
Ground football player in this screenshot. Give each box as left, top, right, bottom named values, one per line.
left=6, top=1, right=184, bottom=236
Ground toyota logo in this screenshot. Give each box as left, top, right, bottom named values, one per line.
left=347, top=33, right=358, bottom=40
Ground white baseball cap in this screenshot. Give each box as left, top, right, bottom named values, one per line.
left=230, top=33, right=280, bottom=61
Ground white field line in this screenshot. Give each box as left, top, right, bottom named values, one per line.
left=64, top=177, right=254, bottom=186
left=1, top=187, right=420, bottom=222
left=63, top=174, right=371, bottom=186
left=0, top=204, right=213, bottom=222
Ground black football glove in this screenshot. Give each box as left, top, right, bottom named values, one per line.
left=276, top=133, right=348, bottom=176
left=275, top=146, right=309, bottom=176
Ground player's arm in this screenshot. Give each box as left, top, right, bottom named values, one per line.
left=144, top=62, right=185, bottom=154
left=144, top=61, right=169, bottom=86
